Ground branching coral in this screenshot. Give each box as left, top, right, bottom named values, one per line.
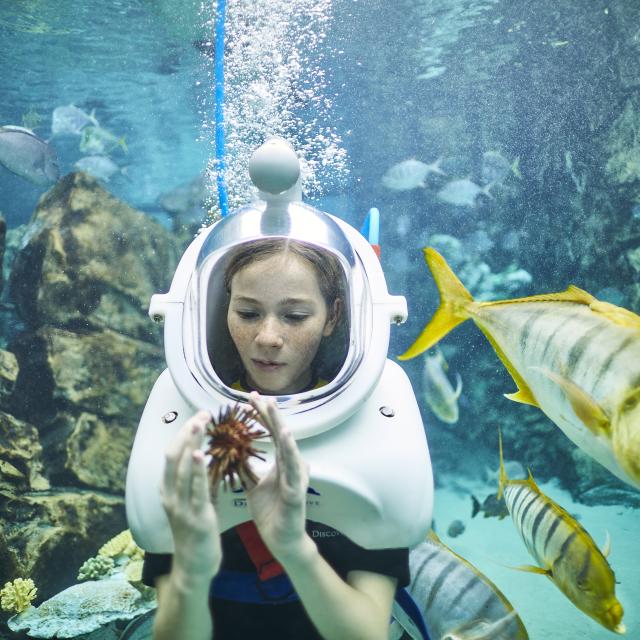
left=77, top=556, right=115, bottom=581
left=0, top=578, right=37, bottom=614
left=98, top=529, right=144, bottom=560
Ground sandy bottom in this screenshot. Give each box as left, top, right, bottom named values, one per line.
left=431, top=476, right=639, bottom=639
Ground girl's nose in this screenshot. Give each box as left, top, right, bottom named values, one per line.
left=255, top=316, right=284, bottom=348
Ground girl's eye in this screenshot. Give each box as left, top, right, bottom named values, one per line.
left=285, top=313, right=308, bottom=323
left=236, top=310, right=259, bottom=320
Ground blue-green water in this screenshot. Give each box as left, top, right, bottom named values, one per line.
left=1, top=1, right=639, bottom=638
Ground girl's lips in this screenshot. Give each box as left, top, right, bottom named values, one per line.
left=252, top=359, right=285, bottom=372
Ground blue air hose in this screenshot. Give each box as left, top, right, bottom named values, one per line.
left=214, top=0, right=229, bottom=217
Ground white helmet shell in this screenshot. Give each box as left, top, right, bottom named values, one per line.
left=149, top=167, right=407, bottom=438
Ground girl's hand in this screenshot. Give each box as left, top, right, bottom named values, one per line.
left=241, top=393, right=310, bottom=561
left=161, top=410, right=222, bottom=581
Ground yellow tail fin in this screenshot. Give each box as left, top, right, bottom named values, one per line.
left=497, top=429, right=508, bottom=500
left=398, top=248, right=474, bottom=360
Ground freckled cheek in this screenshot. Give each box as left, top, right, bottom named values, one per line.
left=228, top=320, right=253, bottom=354
left=290, top=328, right=324, bottom=363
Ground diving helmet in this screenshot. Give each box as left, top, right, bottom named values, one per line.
left=126, top=138, right=433, bottom=551
left=149, top=137, right=408, bottom=438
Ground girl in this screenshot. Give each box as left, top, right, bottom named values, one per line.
left=142, top=239, right=410, bottom=640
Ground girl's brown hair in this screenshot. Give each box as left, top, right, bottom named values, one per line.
left=223, top=238, right=345, bottom=309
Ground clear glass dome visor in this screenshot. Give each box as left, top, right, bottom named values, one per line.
left=185, top=200, right=371, bottom=408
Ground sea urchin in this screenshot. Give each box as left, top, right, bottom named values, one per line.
left=205, top=404, right=267, bottom=490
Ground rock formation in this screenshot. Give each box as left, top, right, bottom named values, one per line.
left=0, top=172, right=181, bottom=602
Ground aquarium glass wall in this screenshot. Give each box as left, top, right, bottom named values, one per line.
left=0, top=1, right=639, bottom=639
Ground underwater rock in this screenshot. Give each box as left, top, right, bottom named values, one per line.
left=11, top=326, right=164, bottom=424
left=0, top=348, right=18, bottom=409
left=0, top=213, right=5, bottom=292
left=626, top=245, right=640, bottom=274
left=8, top=573, right=156, bottom=638
left=9, top=172, right=179, bottom=342
left=39, top=411, right=135, bottom=493
left=611, top=2, right=640, bottom=89
left=0, top=410, right=48, bottom=492
left=0, top=489, right=124, bottom=600
left=605, top=100, right=640, bottom=186
left=569, top=448, right=640, bottom=507
left=576, top=485, right=640, bottom=509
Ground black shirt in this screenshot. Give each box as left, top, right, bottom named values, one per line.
left=143, top=520, right=410, bottom=639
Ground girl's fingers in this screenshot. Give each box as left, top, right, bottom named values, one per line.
left=248, top=393, right=284, bottom=463
left=248, top=394, right=306, bottom=491
left=262, top=399, right=304, bottom=490
left=278, top=424, right=304, bottom=490
left=163, top=426, right=188, bottom=499
left=248, top=393, right=273, bottom=434
left=164, top=411, right=210, bottom=505
left=190, top=449, right=212, bottom=512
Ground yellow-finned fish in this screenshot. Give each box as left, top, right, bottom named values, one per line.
left=497, top=431, right=625, bottom=634
left=423, top=349, right=463, bottom=424
left=399, top=248, right=640, bottom=490
left=391, top=530, right=528, bottom=640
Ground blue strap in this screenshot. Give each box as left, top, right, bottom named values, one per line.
left=394, top=588, right=431, bottom=640
left=213, top=0, right=229, bottom=217
left=210, top=569, right=299, bottom=605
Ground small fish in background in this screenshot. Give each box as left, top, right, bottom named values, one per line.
left=446, top=519, right=466, bottom=537
left=0, top=126, right=60, bottom=186
left=471, top=492, right=510, bottom=520
left=422, top=348, right=462, bottom=424
left=391, top=530, right=529, bottom=640
left=74, top=155, right=125, bottom=182
left=437, top=178, right=493, bottom=207
left=381, top=158, right=445, bottom=191
left=481, top=150, right=521, bottom=184
left=80, top=125, right=127, bottom=155
left=400, top=247, right=640, bottom=490
left=497, top=432, right=625, bottom=634
left=631, top=202, right=640, bottom=221
left=51, top=104, right=99, bottom=137
left=21, top=107, right=44, bottom=131
left=416, top=65, right=447, bottom=80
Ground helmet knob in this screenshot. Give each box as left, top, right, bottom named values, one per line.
left=249, top=137, right=300, bottom=194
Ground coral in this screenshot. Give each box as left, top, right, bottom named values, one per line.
left=206, top=404, right=267, bottom=490
left=123, top=559, right=144, bottom=583
left=7, top=574, right=156, bottom=638
left=428, top=233, right=532, bottom=300
left=98, top=529, right=144, bottom=560
left=0, top=578, right=37, bottom=614
left=77, top=556, right=115, bottom=581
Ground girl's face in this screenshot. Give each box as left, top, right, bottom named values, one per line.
left=227, top=252, right=340, bottom=395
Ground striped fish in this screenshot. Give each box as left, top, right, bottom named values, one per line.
left=391, top=530, right=528, bottom=640
left=497, top=431, right=625, bottom=634
left=399, top=248, right=640, bottom=490
left=423, top=349, right=463, bottom=424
